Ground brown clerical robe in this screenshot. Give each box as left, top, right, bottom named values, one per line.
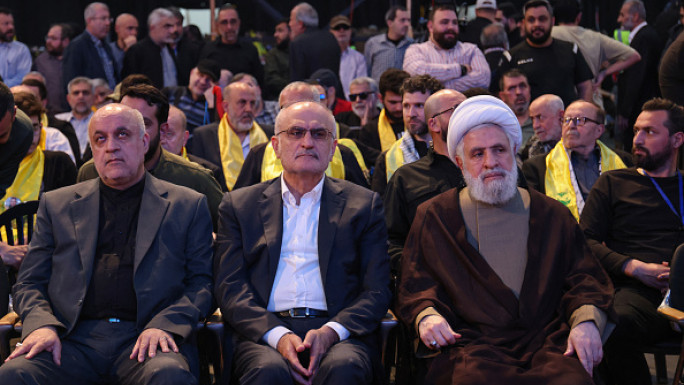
left=397, top=187, right=615, bottom=385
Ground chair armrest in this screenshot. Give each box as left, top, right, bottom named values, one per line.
left=658, top=305, right=684, bottom=323
left=0, top=311, right=19, bottom=325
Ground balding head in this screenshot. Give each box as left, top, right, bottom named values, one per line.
left=529, top=94, right=564, bottom=143
left=222, top=82, right=258, bottom=133
left=273, top=101, right=337, bottom=181
left=278, top=82, right=321, bottom=109
left=426, top=89, right=467, bottom=154
left=89, top=104, right=149, bottom=190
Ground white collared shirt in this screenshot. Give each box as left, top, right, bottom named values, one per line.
left=241, top=132, right=251, bottom=159
left=263, top=176, right=350, bottom=349
left=55, top=110, right=93, bottom=157
left=629, top=21, right=648, bottom=43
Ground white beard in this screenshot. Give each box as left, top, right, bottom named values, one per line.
left=463, top=165, right=518, bottom=206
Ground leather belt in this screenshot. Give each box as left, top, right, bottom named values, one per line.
left=276, top=308, right=329, bottom=318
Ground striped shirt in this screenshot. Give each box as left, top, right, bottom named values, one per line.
left=403, top=40, right=490, bottom=91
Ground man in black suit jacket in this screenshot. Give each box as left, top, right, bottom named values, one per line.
left=122, top=8, right=199, bottom=90
left=62, top=2, right=118, bottom=90
left=214, top=101, right=391, bottom=385
left=522, top=100, right=633, bottom=220
left=0, top=104, right=213, bottom=385
left=616, top=0, right=665, bottom=150
left=288, top=3, right=341, bottom=81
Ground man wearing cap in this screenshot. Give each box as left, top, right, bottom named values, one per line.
left=122, top=8, right=182, bottom=90
left=288, top=2, right=341, bottom=82
left=199, top=4, right=263, bottom=85
left=329, top=15, right=367, bottom=102
left=522, top=99, right=631, bottom=220
left=403, top=4, right=490, bottom=92
left=308, top=68, right=352, bottom=116
left=397, top=95, right=615, bottom=384
left=163, top=60, right=220, bottom=135
left=460, top=0, right=498, bottom=49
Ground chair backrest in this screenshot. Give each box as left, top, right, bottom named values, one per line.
left=0, top=201, right=40, bottom=246
left=669, top=243, right=684, bottom=310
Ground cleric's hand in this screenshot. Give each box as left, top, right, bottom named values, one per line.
left=565, top=321, right=603, bottom=374
left=418, top=315, right=461, bottom=350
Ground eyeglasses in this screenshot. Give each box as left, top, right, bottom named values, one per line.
left=431, top=104, right=459, bottom=119
left=349, top=92, right=371, bottom=101
left=276, top=127, right=333, bottom=141
left=562, top=116, right=602, bottom=126
left=331, top=25, right=351, bottom=31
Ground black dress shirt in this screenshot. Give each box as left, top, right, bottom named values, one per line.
left=80, top=178, right=145, bottom=321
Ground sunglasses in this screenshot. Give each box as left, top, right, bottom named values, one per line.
left=349, top=92, right=372, bottom=102
left=431, top=104, right=460, bottom=119
left=332, top=24, right=351, bottom=31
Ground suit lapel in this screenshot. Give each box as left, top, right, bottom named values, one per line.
left=134, top=174, right=169, bottom=272
left=259, top=179, right=284, bottom=291
left=317, top=178, right=345, bottom=287
left=69, top=179, right=101, bottom=287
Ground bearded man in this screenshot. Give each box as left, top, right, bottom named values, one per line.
left=402, top=4, right=490, bottom=92
left=191, top=81, right=271, bottom=191
left=397, top=95, right=615, bottom=384
left=580, top=98, right=684, bottom=385
left=502, top=0, right=592, bottom=107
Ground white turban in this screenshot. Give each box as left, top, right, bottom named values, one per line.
left=447, top=95, right=522, bottom=161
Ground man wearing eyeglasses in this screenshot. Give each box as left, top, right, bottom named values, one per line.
left=522, top=99, right=631, bottom=220
left=63, top=2, right=118, bottom=90
left=33, top=24, right=73, bottom=114
left=329, top=15, right=367, bottom=103
left=215, top=100, right=391, bottom=385
left=384, top=89, right=466, bottom=275
left=199, top=4, right=263, bottom=86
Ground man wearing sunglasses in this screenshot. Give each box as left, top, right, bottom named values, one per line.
left=522, top=99, right=631, bottom=220
left=215, top=100, right=391, bottom=385
left=335, top=77, right=380, bottom=129
left=329, top=15, right=367, bottom=103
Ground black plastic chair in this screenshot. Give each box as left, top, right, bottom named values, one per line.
left=0, top=201, right=39, bottom=364
left=0, top=200, right=39, bottom=247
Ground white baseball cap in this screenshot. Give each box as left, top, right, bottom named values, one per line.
left=476, top=0, right=497, bottom=10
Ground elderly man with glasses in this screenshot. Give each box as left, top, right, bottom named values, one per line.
left=215, top=100, right=391, bottom=385
left=522, top=99, right=632, bottom=220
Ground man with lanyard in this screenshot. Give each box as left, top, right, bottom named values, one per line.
left=522, top=99, right=631, bottom=220
left=233, top=82, right=368, bottom=190
left=580, top=98, right=684, bottom=385
left=371, top=74, right=443, bottom=195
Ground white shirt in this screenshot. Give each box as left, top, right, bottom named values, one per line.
left=629, top=21, right=648, bottom=43
left=44, top=127, right=76, bottom=164
left=241, top=133, right=251, bottom=159
left=263, top=176, right=350, bottom=349
left=55, top=111, right=93, bottom=157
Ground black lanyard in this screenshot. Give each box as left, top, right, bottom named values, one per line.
left=646, top=169, right=684, bottom=226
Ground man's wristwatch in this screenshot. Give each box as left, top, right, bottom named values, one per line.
left=460, top=65, right=468, bottom=76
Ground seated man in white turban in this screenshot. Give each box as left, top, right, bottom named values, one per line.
left=396, top=95, right=615, bottom=384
